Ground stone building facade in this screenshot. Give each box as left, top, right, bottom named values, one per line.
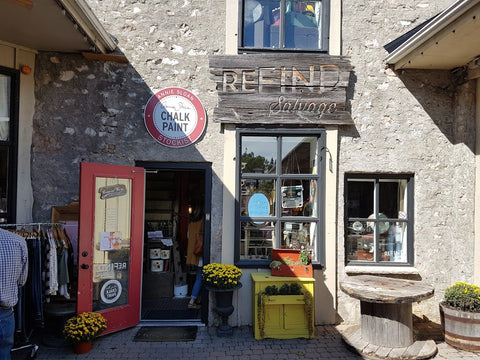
left=1, top=0, right=479, bottom=332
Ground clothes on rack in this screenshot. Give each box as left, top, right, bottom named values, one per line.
left=2, top=224, right=75, bottom=337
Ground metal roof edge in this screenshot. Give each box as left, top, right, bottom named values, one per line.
left=385, top=0, right=480, bottom=66
left=57, top=0, right=117, bottom=54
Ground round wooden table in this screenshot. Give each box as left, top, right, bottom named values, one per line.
left=340, top=275, right=436, bottom=360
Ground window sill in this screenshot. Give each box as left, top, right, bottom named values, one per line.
left=345, top=265, right=420, bottom=277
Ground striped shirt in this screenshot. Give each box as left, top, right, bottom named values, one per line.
left=0, top=229, right=28, bottom=307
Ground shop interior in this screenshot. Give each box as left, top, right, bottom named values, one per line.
left=141, top=169, right=205, bottom=323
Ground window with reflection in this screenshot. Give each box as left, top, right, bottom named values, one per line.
left=241, top=0, right=330, bottom=52
left=237, top=130, right=325, bottom=266
left=345, top=174, right=414, bottom=266
left=0, top=67, right=18, bottom=224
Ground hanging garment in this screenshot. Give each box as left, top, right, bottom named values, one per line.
left=45, top=231, right=58, bottom=296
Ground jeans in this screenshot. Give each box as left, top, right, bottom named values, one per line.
left=191, top=267, right=202, bottom=300
left=0, top=308, right=14, bottom=360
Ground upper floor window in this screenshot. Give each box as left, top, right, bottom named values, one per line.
left=236, top=128, right=325, bottom=267
left=345, top=174, right=414, bottom=266
left=240, top=0, right=330, bottom=52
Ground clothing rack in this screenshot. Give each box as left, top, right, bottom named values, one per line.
left=2, top=222, right=66, bottom=359
left=0, top=222, right=64, bottom=229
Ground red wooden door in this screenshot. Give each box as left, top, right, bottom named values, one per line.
left=77, top=162, right=145, bottom=334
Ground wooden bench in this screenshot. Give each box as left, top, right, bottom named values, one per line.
left=340, top=275, right=437, bottom=360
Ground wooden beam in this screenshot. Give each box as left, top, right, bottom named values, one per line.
left=82, top=52, right=129, bottom=64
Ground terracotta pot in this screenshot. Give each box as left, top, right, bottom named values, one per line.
left=440, top=302, right=480, bottom=351
left=73, top=341, right=92, bottom=354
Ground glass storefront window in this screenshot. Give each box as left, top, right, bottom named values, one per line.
left=238, top=130, right=325, bottom=265
left=345, top=175, right=413, bottom=265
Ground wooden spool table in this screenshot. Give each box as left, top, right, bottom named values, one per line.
left=340, top=275, right=436, bottom=360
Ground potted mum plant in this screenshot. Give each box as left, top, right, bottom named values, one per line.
left=63, top=311, right=107, bottom=354
left=202, top=263, right=242, bottom=336
left=440, top=281, right=480, bottom=351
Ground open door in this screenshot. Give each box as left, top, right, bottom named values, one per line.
left=77, top=162, right=145, bottom=334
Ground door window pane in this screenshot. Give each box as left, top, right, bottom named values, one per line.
left=92, top=177, right=132, bottom=311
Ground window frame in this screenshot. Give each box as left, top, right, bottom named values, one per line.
left=344, top=173, right=415, bottom=267
left=0, top=66, right=19, bottom=224
left=238, top=0, right=331, bottom=53
left=235, top=127, right=326, bottom=268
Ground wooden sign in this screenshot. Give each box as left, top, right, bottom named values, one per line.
left=209, top=54, right=353, bottom=125
left=98, top=184, right=127, bottom=200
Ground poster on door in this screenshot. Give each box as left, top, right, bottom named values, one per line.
left=100, top=231, right=123, bottom=251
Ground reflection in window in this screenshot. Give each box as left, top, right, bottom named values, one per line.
left=345, top=175, right=413, bottom=265
left=0, top=74, right=10, bottom=141
left=238, top=130, right=324, bottom=265
left=0, top=68, right=17, bottom=224
left=242, top=0, right=329, bottom=51
left=242, top=136, right=277, bottom=174
left=282, top=137, right=317, bottom=174
left=0, top=146, right=8, bottom=223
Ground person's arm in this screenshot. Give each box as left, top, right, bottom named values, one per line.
left=17, top=238, right=29, bottom=287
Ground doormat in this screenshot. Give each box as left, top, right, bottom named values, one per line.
left=133, top=326, right=197, bottom=342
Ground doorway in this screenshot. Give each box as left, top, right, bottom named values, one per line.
left=137, top=162, right=211, bottom=324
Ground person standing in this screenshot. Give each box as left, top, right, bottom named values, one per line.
left=186, top=203, right=204, bottom=310
left=0, top=229, right=28, bottom=360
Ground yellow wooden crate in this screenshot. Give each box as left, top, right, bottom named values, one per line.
left=252, top=273, right=315, bottom=339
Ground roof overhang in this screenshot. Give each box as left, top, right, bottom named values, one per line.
left=0, top=0, right=116, bottom=53
left=385, top=0, right=480, bottom=70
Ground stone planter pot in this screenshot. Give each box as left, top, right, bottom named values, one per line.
left=440, top=302, right=480, bottom=351
left=206, top=283, right=242, bottom=337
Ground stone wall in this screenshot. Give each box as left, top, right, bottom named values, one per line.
left=32, top=0, right=226, bottom=262
left=338, top=0, right=477, bottom=323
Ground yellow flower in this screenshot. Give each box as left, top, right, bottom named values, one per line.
left=63, top=312, right=107, bottom=344
left=202, top=263, right=242, bottom=289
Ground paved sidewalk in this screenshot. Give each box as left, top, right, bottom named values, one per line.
left=13, top=325, right=480, bottom=360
